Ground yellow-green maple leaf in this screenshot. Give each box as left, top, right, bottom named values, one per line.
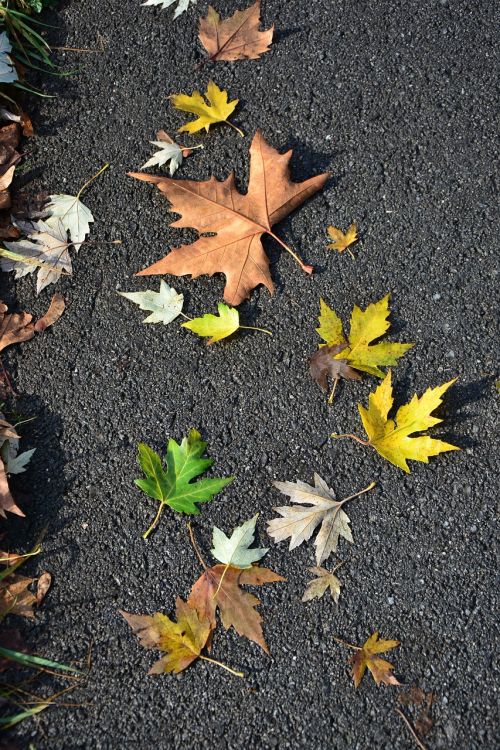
left=182, top=303, right=240, bottom=344
left=354, top=370, right=459, bottom=472
left=182, top=302, right=271, bottom=344
left=171, top=80, right=240, bottom=135
left=316, top=294, right=414, bottom=377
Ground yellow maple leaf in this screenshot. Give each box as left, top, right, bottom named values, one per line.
left=182, top=302, right=271, bottom=344
left=334, top=370, right=459, bottom=472
left=350, top=631, right=401, bottom=688
left=316, top=295, right=414, bottom=377
left=171, top=80, right=242, bottom=136
left=327, top=222, right=358, bottom=255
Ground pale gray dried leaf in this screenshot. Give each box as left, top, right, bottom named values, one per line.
left=211, top=513, right=268, bottom=568
left=3, top=219, right=72, bottom=294
left=45, top=193, right=93, bottom=250
left=119, top=281, right=183, bottom=324
left=302, top=566, right=342, bottom=603
left=142, top=0, right=196, bottom=19
left=141, top=140, right=183, bottom=175
left=268, top=473, right=353, bottom=565
left=0, top=32, right=18, bottom=85
left=309, top=344, right=361, bottom=392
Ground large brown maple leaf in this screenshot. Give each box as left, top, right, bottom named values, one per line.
left=129, top=130, right=329, bottom=306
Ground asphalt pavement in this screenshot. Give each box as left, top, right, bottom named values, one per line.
left=3, top=0, right=499, bottom=747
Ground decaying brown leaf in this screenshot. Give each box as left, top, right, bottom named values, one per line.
left=188, top=564, right=284, bottom=653
left=309, top=343, right=361, bottom=395
left=130, top=130, right=329, bottom=305
left=0, top=457, right=24, bottom=518
left=398, top=686, right=435, bottom=737
left=0, top=574, right=36, bottom=620
left=120, top=597, right=212, bottom=674
left=34, top=293, right=65, bottom=333
left=199, top=1, right=273, bottom=62
left=0, top=301, right=35, bottom=353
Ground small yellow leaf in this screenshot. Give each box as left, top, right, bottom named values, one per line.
left=315, top=298, right=345, bottom=348
left=356, top=370, right=460, bottom=472
left=182, top=302, right=240, bottom=344
left=350, top=631, right=401, bottom=688
left=327, top=222, right=358, bottom=253
left=171, top=80, right=240, bottom=135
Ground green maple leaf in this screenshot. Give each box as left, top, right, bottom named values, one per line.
left=135, top=428, right=234, bottom=539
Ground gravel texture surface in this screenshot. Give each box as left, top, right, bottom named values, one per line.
left=3, top=0, right=499, bottom=747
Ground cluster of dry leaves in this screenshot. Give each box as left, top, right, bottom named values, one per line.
left=116, top=2, right=457, bottom=745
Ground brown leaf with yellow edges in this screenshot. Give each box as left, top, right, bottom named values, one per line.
left=130, top=130, right=329, bottom=306
left=188, top=564, right=284, bottom=653
left=344, top=631, right=401, bottom=688
left=120, top=597, right=211, bottom=674
left=199, top=1, right=273, bottom=62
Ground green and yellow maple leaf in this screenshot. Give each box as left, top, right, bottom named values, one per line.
left=171, top=80, right=242, bottom=136
left=334, top=370, right=459, bottom=472
left=182, top=303, right=271, bottom=344
left=315, top=294, right=414, bottom=378
left=135, top=428, right=234, bottom=538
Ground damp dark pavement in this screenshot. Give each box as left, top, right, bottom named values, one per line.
left=4, top=0, right=498, bottom=748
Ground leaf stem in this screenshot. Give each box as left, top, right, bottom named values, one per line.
left=338, top=481, right=376, bottom=507
left=267, top=231, right=313, bottom=274
left=395, top=708, right=428, bottom=750
left=76, top=162, right=109, bottom=199
left=238, top=325, right=272, bottom=336
left=179, top=312, right=192, bottom=321
left=199, top=654, right=244, bottom=678
left=328, top=378, right=339, bottom=405
left=212, top=563, right=229, bottom=599
left=142, top=503, right=165, bottom=540
left=347, top=248, right=355, bottom=260
left=332, top=635, right=361, bottom=651
left=331, top=432, right=370, bottom=446
left=225, top=120, right=244, bottom=138
left=187, top=522, right=207, bottom=571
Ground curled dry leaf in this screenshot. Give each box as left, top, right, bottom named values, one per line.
left=309, top=343, right=361, bottom=393
left=130, top=130, right=328, bottom=305
left=0, top=300, right=35, bottom=353
left=34, top=293, right=65, bottom=333
left=120, top=597, right=211, bottom=674
left=199, top=1, right=273, bottom=62
left=0, top=575, right=36, bottom=619
left=36, top=572, right=52, bottom=606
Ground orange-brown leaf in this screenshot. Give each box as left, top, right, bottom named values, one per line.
left=199, top=2, right=273, bottom=62
left=350, top=631, right=400, bottom=688
left=36, top=571, right=52, bottom=605
left=34, top=293, right=65, bottom=333
left=130, top=130, right=328, bottom=306
left=0, top=301, right=35, bottom=353
left=187, top=564, right=284, bottom=653
left=0, top=574, right=36, bottom=619
left=120, top=597, right=211, bottom=675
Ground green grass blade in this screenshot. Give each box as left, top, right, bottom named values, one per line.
left=0, top=646, right=81, bottom=674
